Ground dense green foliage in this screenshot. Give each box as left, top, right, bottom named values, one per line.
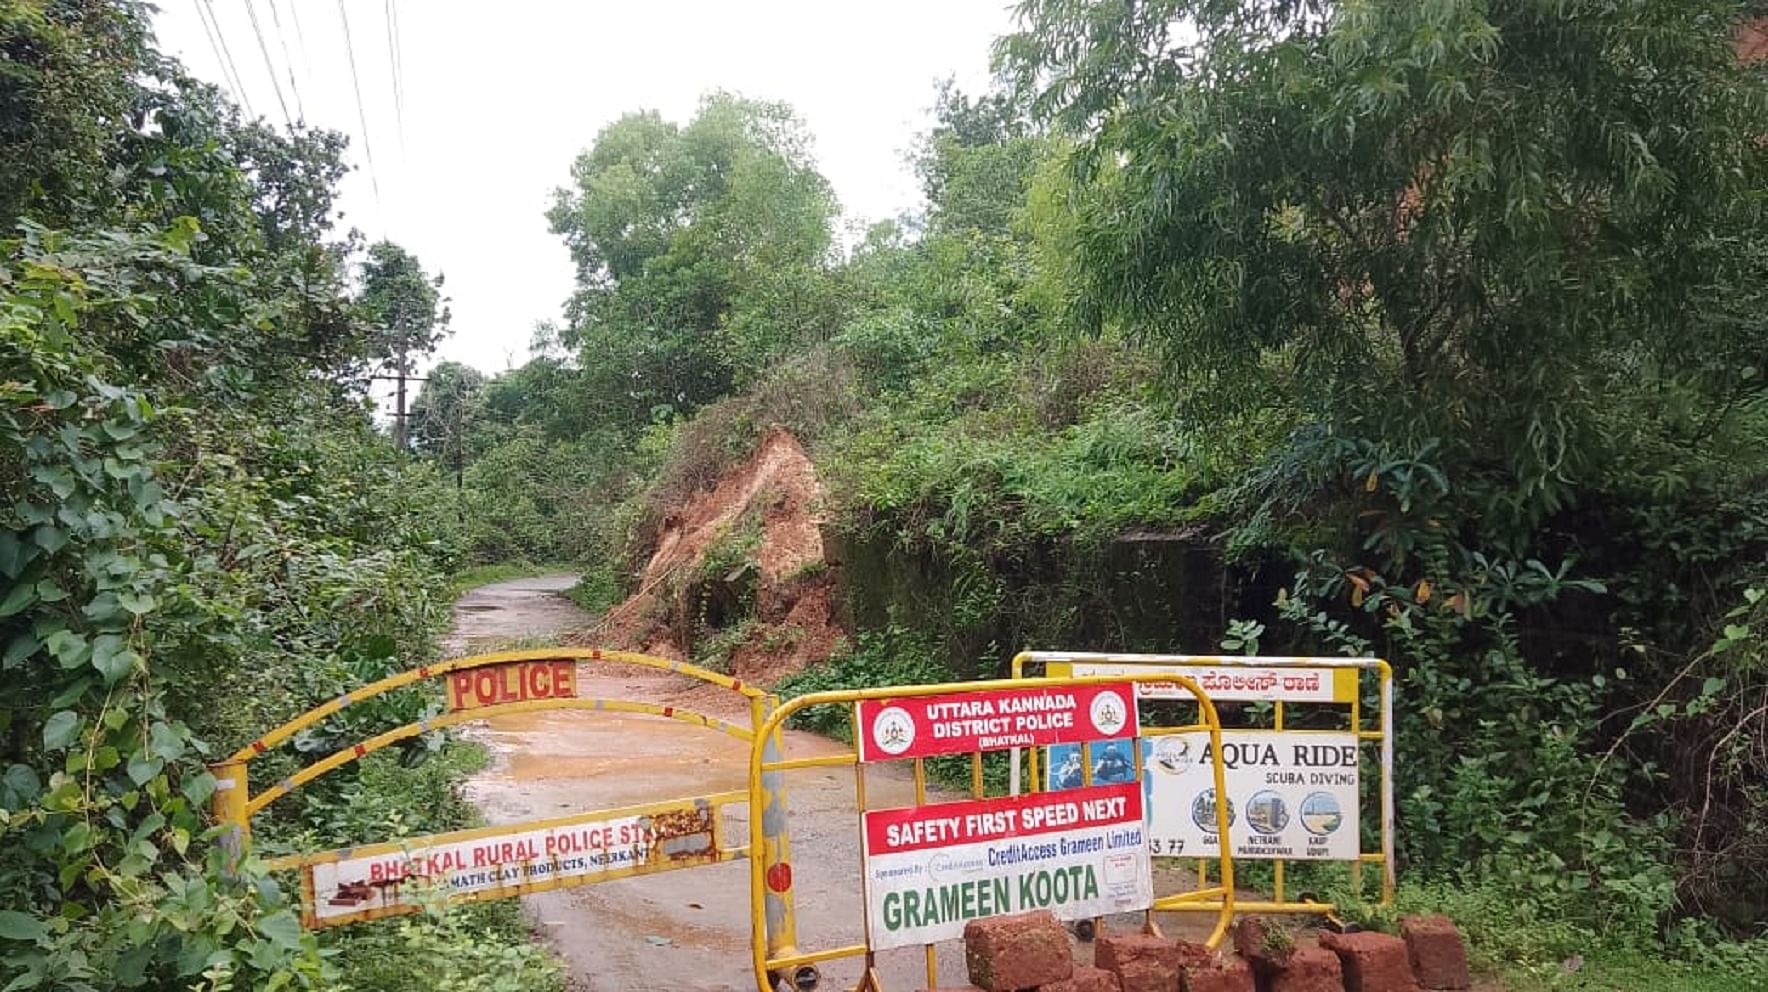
left=7, top=0, right=1768, bottom=987
left=438, top=0, right=1768, bottom=983
left=0, top=3, right=557, bottom=989
left=997, top=0, right=1768, bottom=943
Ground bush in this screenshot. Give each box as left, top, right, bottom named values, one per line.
left=329, top=904, right=563, bottom=992
left=775, top=625, right=950, bottom=738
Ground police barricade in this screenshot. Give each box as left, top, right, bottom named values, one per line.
left=1010, top=652, right=1395, bottom=917
left=211, top=647, right=799, bottom=950
left=746, top=674, right=1234, bottom=992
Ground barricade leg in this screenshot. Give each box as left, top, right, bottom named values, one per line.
left=757, top=699, right=816, bottom=990
left=209, top=759, right=249, bottom=876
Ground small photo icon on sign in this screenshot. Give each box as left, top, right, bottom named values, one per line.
left=1151, top=736, right=1195, bottom=775
left=1191, top=789, right=1235, bottom=831
left=1299, top=791, right=1343, bottom=835
left=1091, top=742, right=1135, bottom=784
left=1089, top=689, right=1129, bottom=736
left=1246, top=790, right=1290, bottom=835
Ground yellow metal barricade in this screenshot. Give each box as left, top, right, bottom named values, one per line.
left=293, top=791, right=748, bottom=928
left=1013, top=652, right=1396, bottom=916
left=746, top=674, right=1235, bottom=992
left=213, top=647, right=800, bottom=957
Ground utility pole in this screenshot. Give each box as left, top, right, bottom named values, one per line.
left=452, top=371, right=467, bottom=521
left=392, top=332, right=409, bottom=451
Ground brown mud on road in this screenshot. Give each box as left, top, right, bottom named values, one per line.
left=448, top=575, right=978, bottom=991
left=447, top=576, right=1218, bottom=992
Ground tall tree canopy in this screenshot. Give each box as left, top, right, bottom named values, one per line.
left=359, top=241, right=448, bottom=367
left=546, top=93, right=839, bottom=427
left=1001, top=0, right=1768, bottom=535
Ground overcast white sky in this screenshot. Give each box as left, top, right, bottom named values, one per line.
left=150, top=1, right=1017, bottom=376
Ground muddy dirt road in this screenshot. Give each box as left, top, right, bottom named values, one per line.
left=448, top=576, right=980, bottom=991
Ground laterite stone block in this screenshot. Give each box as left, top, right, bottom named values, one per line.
left=1232, top=917, right=1295, bottom=973
left=965, top=910, right=1074, bottom=991
left=1040, top=965, right=1124, bottom=992
left=1319, top=932, right=1421, bottom=992
left=1270, top=945, right=1345, bottom=992
left=1095, top=932, right=1186, bottom=992
left=1113, top=959, right=1178, bottom=992
left=1096, top=933, right=1184, bottom=974
left=1399, top=916, right=1470, bottom=990
left=1181, top=952, right=1254, bottom=992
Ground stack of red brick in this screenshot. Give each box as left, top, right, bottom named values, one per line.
left=924, top=910, right=1470, bottom=992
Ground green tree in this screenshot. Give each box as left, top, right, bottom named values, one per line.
left=409, top=360, right=487, bottom=495
left=0, top=0, right=149, bottom=231
left=1001, top=0, right=1768, bottom=927
left=915, top=79, right=1045, bottom=236
left=546, top=93, right=839, bottom=427
left=1001, top=0, right=1768, bottom=534
left=0, top=4, right=481, bottom=986
left=358, top=241, right=448, bottom=448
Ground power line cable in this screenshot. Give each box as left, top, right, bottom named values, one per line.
left=191, top=0, right=250, bottom=115
left=286, top=0, right=315, bottom=84
left=200, top=0, right=256, bottom=119
left=243, top=0, right=293, bottom=128
left=265, top=0, right=307, bottom=121
left=190, top=0, right=237, bottom=101
left=384, top=0, right=407, bottom=152
left=336, top=0, right=383, bottom=206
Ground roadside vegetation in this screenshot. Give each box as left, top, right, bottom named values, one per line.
left=3, top=1, right=1766, bottom=990
left=425, top=2, right=1768, bottom=987
left=0, top=3, right=560, bottom=989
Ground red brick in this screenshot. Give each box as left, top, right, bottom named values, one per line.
left=1096, top=932, right=1200, bottom=992
left=1232, top=917, right=1296, bottom=973
left=965, top=910, right=1074, bottom=992
left=1270, top=945, right=1344, bottom=992
left=1114, top=958, right=1178, bottom=992
left=1181, top=953, right=1254, bottom=992
left=1399, top=917, right=1469, bottom=990
left=1172, top=940, right=1216, bottom=971
left=1040, top=966, right=1123, bottom=992
left=916, top=988, right=985, bottom=992
left=1096, top=933, right=1184, bottom=974
left=1319, top=932, right=1420, bottom=992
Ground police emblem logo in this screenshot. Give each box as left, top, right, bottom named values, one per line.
left=871, top=706, right=916, bottom=756
left=1089, top=689, right=1129, bottom=736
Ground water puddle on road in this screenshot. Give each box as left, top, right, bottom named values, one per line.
left=465, top=706, right=753, bottom=815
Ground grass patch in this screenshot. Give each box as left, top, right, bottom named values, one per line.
left=443, top=561, right=583, bottom=599
left=1498, top=952, right=1766, bottom=992
left=327, top=900, right=564, bottom=992
left=1318, top=879, right=1768, bottom=992
left=562, top=564, right=624, bottom=615
left=691, top=617, right=759, bottom=673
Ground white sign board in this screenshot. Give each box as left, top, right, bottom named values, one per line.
left=861, top=782, right=1152, bottom=950
left=1058, top=662, right=1351, bottom=702
left=303, top=798, right=724, bottom=926
left=1046, top=731, right=1360, bottom=861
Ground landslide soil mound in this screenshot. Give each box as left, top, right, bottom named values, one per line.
left=575, top=428, right=842, bottom=688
